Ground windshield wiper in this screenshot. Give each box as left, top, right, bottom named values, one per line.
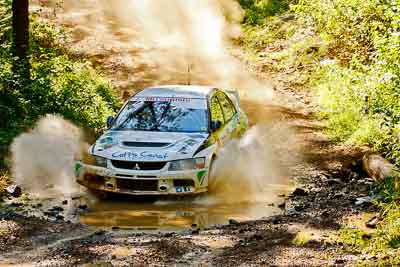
left=150, top=102, right=171, bottom=131
left=114, top=102, right=150, bottom=130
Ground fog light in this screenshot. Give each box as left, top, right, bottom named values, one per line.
left=159, top=185, right=168, bottom=191
left=106, top=183, right=114, bottom=189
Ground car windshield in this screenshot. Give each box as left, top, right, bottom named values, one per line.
left=111, top=97, right=208, bottom=133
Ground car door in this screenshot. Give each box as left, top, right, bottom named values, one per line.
left=209, top=90, right=238, bottom=146
left=216, top=90, right=240, bottom=140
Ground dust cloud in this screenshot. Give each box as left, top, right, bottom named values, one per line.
left=11, top=115, right=86, bottom=197
left=32, top=0, right=273, bottom=98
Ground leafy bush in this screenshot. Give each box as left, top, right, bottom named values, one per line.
left=0, top=3, right=119, bottom=168
left=238, top=0, right=291, bottom=26
left=241, top=0, right=400, bottom=263
left=285, top=0, right=400, bottom=166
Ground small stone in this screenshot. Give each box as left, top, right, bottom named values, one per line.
left=334, top=258, right=345, bottom=264
left=321, top=210, right=330, bottom=217
left=333, top=192, right=344, bottom=199
left=366, top=216, right=379, bottom=229
left=354, top=195, right=381, bottom=206
left=50, top=206, right=63, bottom=212
left=62, top=200, right=68, bottom=205
left=191, top=229, right=199, bottom=235
left=229, top=219, right=239, bottom=225
left=294, top=205, right=304, bottom=211
left=5, top=185, right=22, bottom=198
left=285, top=208, right=299, bottom=216
left=78, top=204, right=88, bottom=210
left=362, top=233, right=372, bottom=240
left=291, top=188, right=308, bottom=196
left=271, top=217, right=281, bottom=224
left=163, top=232, right=174, bottom=237
left=327, top=179, right=342, bottom=186
left=94, top=230, right=106, bottom=236
left=251, top=234, right=263, bottom=241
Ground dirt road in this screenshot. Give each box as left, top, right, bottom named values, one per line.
left=0, top=76, right=375, bottom=266
left=0, top=2, right=378, bottom=264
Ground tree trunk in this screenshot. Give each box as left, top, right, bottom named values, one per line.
left=12, top=0, right=30, bottom=82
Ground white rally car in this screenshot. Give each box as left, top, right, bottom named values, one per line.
left=75, top=85, right=248, bottom=196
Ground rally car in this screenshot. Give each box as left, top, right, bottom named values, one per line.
left=75, top=85, right=248, bottom=196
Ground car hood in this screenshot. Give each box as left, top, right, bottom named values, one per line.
left=91, top=130, right=209, bottom=161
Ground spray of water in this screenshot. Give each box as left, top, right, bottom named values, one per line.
left=202, top=123, right=296, bottom=204
left=11, top=115, right=86, bottom=197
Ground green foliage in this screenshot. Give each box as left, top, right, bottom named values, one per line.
left=0, top=3, right=119, bottom=168
left=238, top=0, right=291, bottom=26
left=338, top=202, right=400, bottom=265
left=241, top=0, right=400, bottom=167
left=287, top=0, right=400, bottom=166
left=241, top=0, right=400, bottom=264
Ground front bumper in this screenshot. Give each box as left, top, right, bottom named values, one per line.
left=74, top=161, right=209, bottom=195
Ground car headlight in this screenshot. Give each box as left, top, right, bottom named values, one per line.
left=169, top=157, right=205, bottom=171
left=94, top=156, right=107, bottom=168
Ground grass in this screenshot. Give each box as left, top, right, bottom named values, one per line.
left=292, top=230, right=313, bottom=246
left=0, top=170, right=11, bottom=198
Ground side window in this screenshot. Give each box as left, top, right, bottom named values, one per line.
left=210, top=95, right=224, bottom=124
left=217, top=92, right=236, bottom=122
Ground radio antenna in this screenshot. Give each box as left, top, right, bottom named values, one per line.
left=186, top=52, right=192, bottom=85
left=187, top=62, right=191, bottom=85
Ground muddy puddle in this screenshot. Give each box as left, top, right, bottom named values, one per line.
left=79, top=184, right=291, bottom=231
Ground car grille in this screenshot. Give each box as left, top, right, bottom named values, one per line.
left=122, top=141, right=170, bottom=148
left=111, top=160, right=167, bottom=170
left=116, top=179, right=158, bottom=191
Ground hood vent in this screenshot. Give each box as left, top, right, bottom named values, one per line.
left=122, top=141, right=170, bottom=148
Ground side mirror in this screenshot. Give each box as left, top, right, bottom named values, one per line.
left=106, top=116, right=114, bottom=128
left=211, top=120, right=222, bottom=132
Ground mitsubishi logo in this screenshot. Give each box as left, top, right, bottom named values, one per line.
left=133, top=163, right=141, bottom=170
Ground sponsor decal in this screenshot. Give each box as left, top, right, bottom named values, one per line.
left=104, top=131, right=119, bottom=136
left=134, top=97, right=191, bottom=102
left=178, top=138, right=200, bottom=154
left=98, top=136, right=117, bottom=150
left=185, top=139, right=199, bottom=146
left=112, top=151, right=168, bottom=160
left=197, top=170, right=207, bottom=185
left=178, top=146, right=190, bottom=154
